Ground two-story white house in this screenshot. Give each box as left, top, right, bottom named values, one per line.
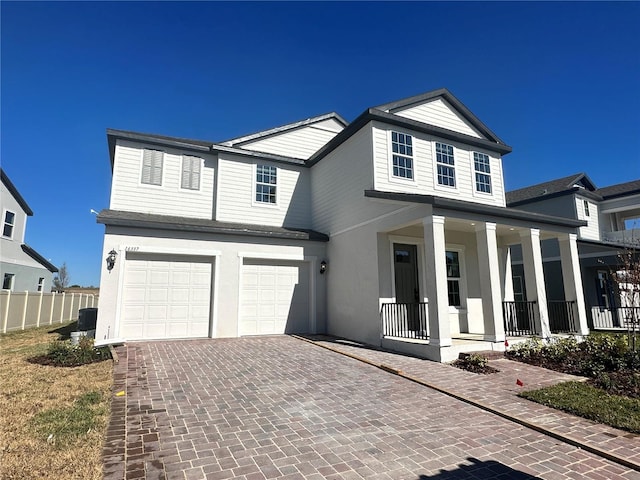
left=507, top=174, right=640, bottom=331
left=1, top=169, right=58, bottom=292
left=95, top=88, right=590, bottom=362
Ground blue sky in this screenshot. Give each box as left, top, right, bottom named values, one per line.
left=2, top=1, right=639, bottom=287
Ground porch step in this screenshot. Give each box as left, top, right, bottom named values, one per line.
left=458, top=350, right=505, bottom=361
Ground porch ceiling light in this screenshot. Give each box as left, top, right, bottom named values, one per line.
left=320, top=260, right=327, bottom=275
left=106, top=249, right=118, bottom=272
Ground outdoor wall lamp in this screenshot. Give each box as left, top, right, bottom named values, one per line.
left=106, top=249, right=118, bottom=272
left=319, top=260, right=327, bottom=275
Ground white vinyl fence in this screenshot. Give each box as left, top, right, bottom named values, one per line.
left=0, top=290, right=98, bottom=334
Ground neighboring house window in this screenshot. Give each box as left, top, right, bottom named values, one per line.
left=436, top=142, right=455, bottom=187
left=473, top=152, right=492, bottom=194
left=141, top=149, right=164, bottom=185
left=446, top=251, right=461, bottom=307
left=256, top=165, right=277, bottom=204
left=391, top=131, right=414, bottom=179
left=37, top=277, right=45, bottom=292
left=3, top=273, right=14, bottom=290
left=3, top=210, right=15, bottom=238
left=181, top=156, right=201, bottom=190
left=583, top=200, right=590, bottom=217
left=596, top=271, right=613, bottom=308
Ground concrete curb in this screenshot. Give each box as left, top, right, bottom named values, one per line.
left=292, top=335, right=640, bottom=473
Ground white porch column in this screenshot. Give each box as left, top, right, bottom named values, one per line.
left=558, top=233, right=589, bottom=335
left=423, top=215, right=451, bottom=347
left=520, top=228, right=551, bottom=338
left=499, top=246, right=515, bottom=302
left=476, top=223, right=505, bottom=342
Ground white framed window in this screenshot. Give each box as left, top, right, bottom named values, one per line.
left=390, top=131, right=414, bottom=180
left=473, top=152, right=492, bottom=194
left=583, top=200, right=590, bottom=217
left=141, top=149, right=164, bottom=186
left=255, top=164, right=277, bottom=204
left=181, top=155, right=201, bottom=190
left=446, top=250, right=462, bottom=307
left=3, top=210, right=15, bottom=238
left=3, top=273, right=14, bottom=290
left=436, top=142, right=455, bottom=187
left=37, top=277, right=45, bottom=292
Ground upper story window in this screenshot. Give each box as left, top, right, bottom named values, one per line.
left=37, top=277, right=45, bottom=292
left=473, top=152, right=492, bottom=194
left=256, top=164, right=277, bottom=204
left=446, top=251, right=461, bottom=307
left=141, top=149, right=164, bottom=186
left=583, top=200, right=590, bottom=217
left=3, top=210, right=15, bottom=238
left=436, top=142, right=455, bottom=187
left=391, top=132, right=414, bottom=180
left=181, top=156, right=201, bottom=190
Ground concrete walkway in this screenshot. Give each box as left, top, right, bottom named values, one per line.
left=103, top=336, right=640, bottom=480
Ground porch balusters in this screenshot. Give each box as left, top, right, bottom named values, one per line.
left=381, top=303, right=428, bottom=339
left=502, top=301, right=537, bottom=336
left=547, top=300, right=577, bottom=333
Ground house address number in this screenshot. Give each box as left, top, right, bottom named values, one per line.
left=125, top=246, right=140, bottom=252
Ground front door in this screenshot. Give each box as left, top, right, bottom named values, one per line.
left=394, top=244, right=420, bottom=330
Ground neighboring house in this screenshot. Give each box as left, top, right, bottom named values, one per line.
left=96, top=88, right=590, bottom=362
left=0, top=169, right=58, bottom=292
left=507, top=174, right=640, bottom=330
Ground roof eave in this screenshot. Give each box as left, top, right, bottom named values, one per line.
left=97, top=210, right=329, bottom=242
left=1, top=169, right=34, bottom=216
left=374, top=88, right=507, bottom=145
left=365, top=190, right=587, bottom=229
left=21, top=244, right=58, bottom=272
left=222, top=112, right=349, bottom=146
left=307, top=108, right=512, bottom=167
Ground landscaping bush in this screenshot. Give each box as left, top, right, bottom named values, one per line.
left=30, top=336, right=111, bottom=367
left=452, top=353, right=499, bottom=374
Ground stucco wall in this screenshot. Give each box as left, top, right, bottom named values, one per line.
left=95, top=226, right=327, bottom=343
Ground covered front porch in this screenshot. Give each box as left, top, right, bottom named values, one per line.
left=369, top=192, right=589, bottom=362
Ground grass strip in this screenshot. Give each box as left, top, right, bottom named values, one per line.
left=31, top=391, right=106, bottom=448
left=521, top=381, right=640, bottom=433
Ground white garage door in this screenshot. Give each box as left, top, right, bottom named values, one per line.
left=120, top=253, right=213, bottom=340
left=240, top=259, right=310, bottom=335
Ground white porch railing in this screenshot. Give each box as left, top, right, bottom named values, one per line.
left=591, top=305, right=640, bottom=329
left=602, top=229, right=640, bottom=245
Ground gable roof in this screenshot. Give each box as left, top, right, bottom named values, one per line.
left=1, top=168, right=33, bottom=216
left=596, top=179, right=640, bottom=200
left=506, top=173, right=598, bottom=206
left=220, top=112, right=348, bottom=147
left=109, top=88, right=511, bottom=170
left=374, top=88, right=507, bottom=146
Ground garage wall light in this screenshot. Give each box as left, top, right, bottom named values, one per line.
left=106, top=249, right=118, bottom=272
left=320, top=260, right=327, bottom=275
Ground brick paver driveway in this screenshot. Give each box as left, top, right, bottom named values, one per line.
left=104, top=336, right=639, bottom=480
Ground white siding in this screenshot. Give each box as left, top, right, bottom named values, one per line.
left=371, top=122, right=506, bottom=207
left=216, top=153, right=311, bottom=228
left=237, top=118, right=344, bottom=159
left=390, top=98, right=483, bottom=138
left=110, top=140, right=215, bottom=219
left=311, top=124, right=403, bottom=234
left=576, top=197, right=600, bottom=240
